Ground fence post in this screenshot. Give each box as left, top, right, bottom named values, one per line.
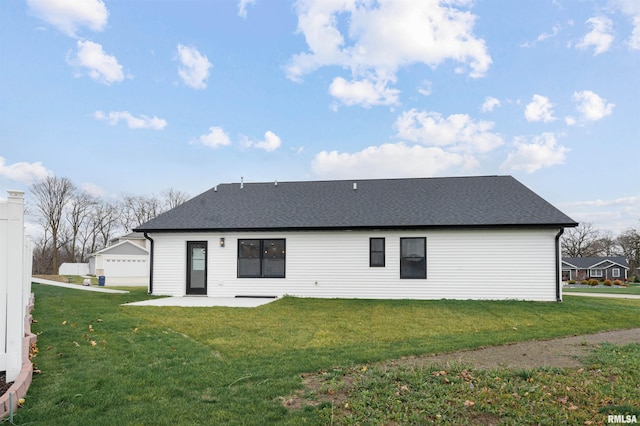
left=5, top=190, right=25, bottom=382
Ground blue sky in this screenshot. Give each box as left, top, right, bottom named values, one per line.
left=1, top=0, right=638, bottom=233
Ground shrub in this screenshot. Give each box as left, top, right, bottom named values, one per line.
left=581, top=279, right=589, bottom=285
left=613, top=279, right=622, bottom=286
left=603, top=279, right=613, bottom=286
left=567, top=279, right=576, bottom=284
left=588, top=279, right=600, bottom=286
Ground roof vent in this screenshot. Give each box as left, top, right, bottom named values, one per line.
left=275, top=180, right=278, bottom=187
left=353, top=182, right=357, bottom=190
left=240, top=177, right=244, bottom=189
left=214, top=186, right=217, bottom=192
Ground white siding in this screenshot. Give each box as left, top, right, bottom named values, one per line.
left=149, top=228, right=561, bottom=301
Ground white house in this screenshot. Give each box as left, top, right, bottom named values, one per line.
left=134, top=176, right=578, bottom=302
left=89, top=240, right=149, bottom=285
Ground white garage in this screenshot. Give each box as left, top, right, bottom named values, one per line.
left=89, top=240, right=149, bottom=286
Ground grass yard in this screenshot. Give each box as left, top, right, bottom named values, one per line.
left=326, top=343, right=640, bottom=425
left=564, top=283, right=640, bottom=295
left=13, top=284, right=640, bottom=425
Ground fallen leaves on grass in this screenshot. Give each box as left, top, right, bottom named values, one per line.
left=291, top=344, right=640, bottom=425
left=460, top=370, right=474, bottom=382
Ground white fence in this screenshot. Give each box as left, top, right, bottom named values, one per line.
left=59, top=262, right=90, bottom=276
left=0, top=191, right=33, bottom=382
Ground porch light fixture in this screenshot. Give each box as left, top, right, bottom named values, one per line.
left=219, top=238, right=225, bottom=247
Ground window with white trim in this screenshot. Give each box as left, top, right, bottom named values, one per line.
left=590, top=269, right=603, bottom=278
left=612, top=268, right=620, bottom=277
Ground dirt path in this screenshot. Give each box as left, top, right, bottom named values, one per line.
left=396, top=328, right=640, bottom=370
left=285, top=328, right=640, bottom=410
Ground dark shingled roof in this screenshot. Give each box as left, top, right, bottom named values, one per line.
left=562, top=257, right=629, bottom=269
left=134, top=175, right=578, bottom=232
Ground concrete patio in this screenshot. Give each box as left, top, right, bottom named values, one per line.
left=123, top=296, right=278, bottom=307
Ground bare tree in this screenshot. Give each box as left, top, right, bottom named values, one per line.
left=591, top=231, right=621, bottom=257
left=93, top=201, right=122, bottom=250
left=618, top=226, right=640, bottom=280
left=121, top=194, right=163, bottom=232
left=31, top=232, right=53, bottom=275
left=30, top=176, right=76, bottom=274
left=66, top=191, right=97, bottom=262
left=162, top=188, right=190, bottom=210
left=561, top=222, right=602, bottom=257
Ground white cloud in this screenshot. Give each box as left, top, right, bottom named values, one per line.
left=195, top=126, right=231, bottom=148
left=286, top=0, right=491, bottom=106
left=395, top=109, right=504, bottom=153
left=238, top=0, right=256, bottom=18
left=537, top=23, right=562, bottom=43
left=524, top=94, right=556, bottom=123
left=562, top=196, right=639, bottom=208
left=559, top=194, right=640, bottom=233
left=417, top=81, right=432, bottom=97
left=176, top=44, right=212, bottom=90
left=329, top=76, right=399, bottom=107
left=611, top=0, right=640, bottom=49
left=68, top=40, right=124, bottom=85
left=0, top=157, right=52, bottom=185
left=312, top=142, right=477, bottom=179
left=576, top=16, right=614, bottom=55
left=521, top=23, right=562, bottom=48
left=565, top=116, right=577, bottom=126
left=481, top=96, right=501, bottom=113
left=243, top=131, right=282, bottom=152
left=81, top=182, right=105, bottom=197
left=630, top=16, right=640, bottom=50
left=573, top=90, right=614, bottom=121
left=500, top=132, right=569, bottom=173
left=612, top=0, right=640, bottom=16
left=27, top=0, right=108, bottom=37
left=94, top=111, right=167, bottom=130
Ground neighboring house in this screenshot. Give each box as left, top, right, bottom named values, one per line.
left=89, top=240, right=150, bottom=285
left=562, top=257, right=629, bottom=281
left=134, top=176, right=578, bottom=302
left=109, top=231, right=150, bottom=250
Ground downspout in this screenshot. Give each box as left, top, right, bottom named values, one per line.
left=555, top=228, right=564, bottom=302
left=144, top=232, right=154, bottom=295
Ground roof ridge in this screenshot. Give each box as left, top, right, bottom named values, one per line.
left=215, top=175, right=507, bottom=186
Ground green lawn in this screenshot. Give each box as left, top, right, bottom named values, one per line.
left=15, top=284, right=640, bottom=425
left=564, top=283, right=640, bottom=295
left=334, top=343, right=640, bottom=425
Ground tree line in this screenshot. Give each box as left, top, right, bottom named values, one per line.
left=562, top=222, right=640, bottom=278
left=29, top=176, right=190, bottom=274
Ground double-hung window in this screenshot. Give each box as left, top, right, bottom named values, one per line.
left=590, top=269, right=603, bottom=278
left=238, top=239, right=285, bottom=278
left=400, top=237, right=426, bottom=279
left=612, top=268, right=620, bottom=278
left=370, top=238, right=385, bottom=267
